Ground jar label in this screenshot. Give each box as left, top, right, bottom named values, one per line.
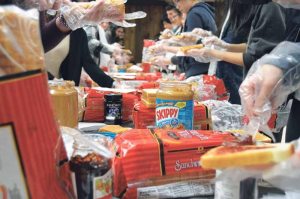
left=106, top=103, right=122, bottom=120
left=93, top=169, right=113, bottom=199
left=156, top=99, right=194, bottom=130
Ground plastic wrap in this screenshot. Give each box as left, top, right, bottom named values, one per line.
left=0, top=6, right=45, bottom=76
left=60, top=0, right=146, bottom=30
left=168, top=32, right=201, bottom=46
left=263, top=138, right=300, bottom=194
left=13, top=0, right=58, bottom=10
left=203, top=100, right=245, bottom=132
left=202, top=35, right=229, bottom=50
left=273, top=0, right=300, bottom=9
left=239, top=41, right=300, bottom=138
left=192, top=27, right=213, bottom=38
left=56, top=127, right=114, bottom=199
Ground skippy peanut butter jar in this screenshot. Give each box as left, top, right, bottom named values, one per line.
left=156, top=82, right=194, bottom=130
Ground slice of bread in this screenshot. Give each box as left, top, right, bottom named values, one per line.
left=180, top=44, right=204, bottom=53
left=99, top=125, right=130, bottom=134
left=201, top=144, right=294, bottom=169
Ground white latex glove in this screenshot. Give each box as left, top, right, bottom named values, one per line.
left=184, top=47, right=216, bottom=63
left=191, top=28, right=212, bottom=38
left=61, top=0, right=124, bottom=30
left=150, top=56, right=170, bottom=68
left=159, top=29, right=174, bottom=40
left=240, top=64, right=283, bottom=118
left=148, top=44, right=166, bottom=56
left=203, top=36, right=229, bottom=50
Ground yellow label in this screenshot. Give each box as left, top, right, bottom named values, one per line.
left=175, top=102, right=186, bottom=109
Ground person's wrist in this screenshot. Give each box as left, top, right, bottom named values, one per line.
left=56, top=15, right=71, bottom=33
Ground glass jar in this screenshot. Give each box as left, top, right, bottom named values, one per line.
left=156, top=82, right=194, bottom=130
left=49, top=80, right=78, bottom=128
left=69, top=141, right=112, bottom=199
left=104, top=94, right=122, bottom=125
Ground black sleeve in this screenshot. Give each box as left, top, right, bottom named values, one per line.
left=243, top=3, right=286, bottom=71
left=81, top=32, right=114, bottom=88
left=39, top=11, right=70, bottom=53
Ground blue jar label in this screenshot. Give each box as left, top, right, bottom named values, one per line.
left=156, top=99, right=194, bottom=130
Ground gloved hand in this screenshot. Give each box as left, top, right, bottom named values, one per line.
left=150, top=56, right=170, bottom=68
left=183, top=48, right=215, bottom=63
left=148, top=44, right=166, bottom=56
left=203, top=36, right=229, bottom=50
left=240, top=41, right=300, bottom=119
left=159, top=29, right=174, bottom=40
left=239, top=64, right=283, bottom=119
left=192, top=28, right=212, bottom=38
left=61, top=0, right=125, bottom=30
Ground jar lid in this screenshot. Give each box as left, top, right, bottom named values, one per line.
left=105, top=94, right=123, bottom=101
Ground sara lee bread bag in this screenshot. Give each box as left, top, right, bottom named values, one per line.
left=0, top=6, right=68, bottom=198
left=113, top=129, right=236, bottom=198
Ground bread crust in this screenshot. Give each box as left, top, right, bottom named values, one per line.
left=201, top=144, right=294, bottom=169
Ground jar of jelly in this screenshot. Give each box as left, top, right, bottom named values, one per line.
left=104, top=94, right=122, bottom=125
left=69, top=141, right=112, bottom=199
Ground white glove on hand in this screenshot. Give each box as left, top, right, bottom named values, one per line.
left=203, top=36, right=229, bottom=50
left=61, top=0, right=124, bottom=30
left=183, top=48, right=216, bottom=63
left=150, top=56, right=170, bottom=68
left=148, top=45, right=166, bottom=56
left=191, top=28, right=212, bottom=38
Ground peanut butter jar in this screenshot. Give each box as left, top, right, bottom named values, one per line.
left=156, top=82, right=194, bottom=130
left=49, top=80, right=78, bottom=128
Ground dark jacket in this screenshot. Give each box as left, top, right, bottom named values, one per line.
left=39, top=11, right=70, bottom=53
left=59, top=29, right=114, bottom=87
left=180, top=2, right=217, bottom=78
left=243, top=2, right=286, bottom=73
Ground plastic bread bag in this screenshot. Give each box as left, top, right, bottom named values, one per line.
left=0, top=5, right=45, bottom=76
left=211, top=103, right=244, bottom=132
left=56, top=127, right=114, bottom=199
left=127, top=178, right=215, bottom=199
left=12, top=0, right=59, bottom=10
left=59, top=0, right=146, bottom=30
left=239, top=41, right=300, bottom=140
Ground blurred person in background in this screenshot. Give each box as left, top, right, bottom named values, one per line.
left=106, top=25, right=125, bottom=46
left=166, top=5, right=183, bottom=35
left=185, top=0, right=286, bottom=75
left=84, top=23, right=123, bottom=68
left=172, top=0, right=217, bottom=78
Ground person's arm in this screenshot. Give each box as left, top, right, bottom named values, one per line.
left=81, top=31, right=114, bottom=88
left=185, top=48, right=245, bottom=67
left=39, top=11, right=71, bottom=52
left=243, top=3, right=286, bottom=71
left=207, top=49, right=244, bottom=66
left=227, top=43, right=247, bottom=53
left=84, top=26, right=104, bottom=57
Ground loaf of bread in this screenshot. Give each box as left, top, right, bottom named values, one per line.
left=0, top=6, right=45, bottom=76
left=201, top=144, right=294, bottom=169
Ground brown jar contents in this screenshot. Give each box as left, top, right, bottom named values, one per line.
left=69, top=142, right=112, bottom=199
left=49, top=80, right=78, bottom=128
